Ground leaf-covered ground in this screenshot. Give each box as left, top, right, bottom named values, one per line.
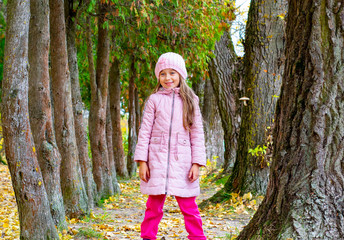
left=0, top=164, right=263, bottom=239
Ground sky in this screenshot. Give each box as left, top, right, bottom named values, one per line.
left=231, top=0, right=250, bottom=56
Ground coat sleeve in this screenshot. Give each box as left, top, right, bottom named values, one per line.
left=134, top=97, right=155, bottom=162
left=190, top=96, right=206, bottom=166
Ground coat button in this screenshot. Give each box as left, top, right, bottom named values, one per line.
left=183, top=140, right=187, bottom=145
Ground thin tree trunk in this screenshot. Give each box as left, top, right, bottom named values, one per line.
left=202, top=77, right=225, bottom=167
left=109, top=58, right=128, bottom=178
left=106, top=96, right=121, bottom=193
left=135, top=86, right=140, bottom=138
left=208, top=31, right=242, bottom=174
left=65, top=0, right=96, bottom=208
left=50, top=0, right=89, bottom=218
left=88, top=1, right=115, bottom=198
left=238, top=0, right=344, bottom=239
left=28, top=0, right=66, bottom=229
left=224, top=0, right=287, bottom=196
left=2, top=0, right=59, bottom=238
left=127, top=56, right=137, bottom=177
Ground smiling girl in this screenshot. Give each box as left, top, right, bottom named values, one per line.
left=134, top=52, right=207, bottom=240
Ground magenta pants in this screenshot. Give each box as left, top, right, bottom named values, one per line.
left=141, top=195, right=206, bottom=240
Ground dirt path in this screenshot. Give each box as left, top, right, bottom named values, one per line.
left=0, top=165, right=258, bottom=239
left=67, top=180, right=256, bottom=240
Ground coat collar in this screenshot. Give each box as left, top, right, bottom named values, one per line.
left=157, top=87, right=180, bottom=95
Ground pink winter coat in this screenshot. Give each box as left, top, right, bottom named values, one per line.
left=134, top=87, right=206, bottom=197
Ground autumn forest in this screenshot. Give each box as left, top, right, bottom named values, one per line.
left=0, top=0, right=343, bottom=239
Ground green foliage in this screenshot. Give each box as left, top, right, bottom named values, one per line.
left=73, top=0, right=237, bottom=117
left=110, top=0, right=233, bottom=77
left=248, top=145, right=271, bottom=168
left=248, top=145, right=267, bottom=157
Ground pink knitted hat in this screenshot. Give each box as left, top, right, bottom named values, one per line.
left=155, top=52, right=188, bottom=80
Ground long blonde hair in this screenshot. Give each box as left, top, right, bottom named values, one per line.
left=152, top=77, right=196, bottom=131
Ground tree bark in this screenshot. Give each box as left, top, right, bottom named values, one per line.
left=202, top=77, right=225, bottom=167
left=224, top=0, right=287, bottom=196
left=65, top=0, right=96, bottom=209
left=106, top=95, right=121, bottom=193
left=238, top=0, right=344, bottom=239
left=109, top=58, right=129, bottom=178
left=127, top=56, right=137, bottom=177
left=28, top=0, right=67, bottom=229
left=88, top=1, right=116, bottom=199
left=135, top=86, right=140, bottom=138
left=208, top=31, right=242, bottom=174
left=2, top=0, right=59, bottom=238
left=50, top=0, right=89, bottom=218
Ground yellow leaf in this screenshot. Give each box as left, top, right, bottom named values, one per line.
left=243, top=192, right=252, bottom=201
left=69, top=218, right=77, bottom=224
left=277, top=13, right=285, bottom=20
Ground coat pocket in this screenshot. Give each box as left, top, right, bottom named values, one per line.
left=149, top=136, right=162, bottom=153
left=178, top=137, right=191, bottom=147
left=176, top=136, right=191, bottom=162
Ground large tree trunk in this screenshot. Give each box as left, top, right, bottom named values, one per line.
left=193, top=77, right=225, bottom=167
left=127, top=56, right=137, bottom=177
left=50, top=0, right=89, bottom=218
left=106, top=96, right=121, bottom=193
left=88, top=2, right=115, bottom=199
left=2, top=0, right=59, bottom=238
left=108, top=58, right=129, bottom=178
left=238, top=0, right=344, bottom=239
left=65, top=0, right=96, bottom=209
left=28, top=0, right=66, bottom=228
left=202, top=77, right=225, bottom=167
left=223, top=0, right=287, bottom=196
left=208, top=31, right=242, bottom=174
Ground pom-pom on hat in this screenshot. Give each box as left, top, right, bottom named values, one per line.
left=155, top=52, right=188, bottom=80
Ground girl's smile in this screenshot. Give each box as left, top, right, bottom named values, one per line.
left=159, top=68, right=180, bottom=89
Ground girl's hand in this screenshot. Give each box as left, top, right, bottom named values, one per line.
left=189, top=163, right=200, bottom=183
left=138, top=161, right=150, bottom=182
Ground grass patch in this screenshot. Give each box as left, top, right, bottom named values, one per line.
left=76, top=227, right=104, bottom=239
left=81, top=211, right=112, bottom=223
left=215, top=175, right=229, bottom=186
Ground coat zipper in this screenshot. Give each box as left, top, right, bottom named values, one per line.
left=165, top=90, right=175, bottom=194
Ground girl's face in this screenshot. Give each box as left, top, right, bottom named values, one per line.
left=159, top=68, right=180, bottom=89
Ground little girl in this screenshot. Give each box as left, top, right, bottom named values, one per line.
left=134, top=52, right=207, bottom=240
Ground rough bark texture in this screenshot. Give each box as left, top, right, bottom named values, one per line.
left=193, top=78, right=225, bottom=166
left=106, top=96, right=121, bottom=193
left=50, top=0, right=89, bottom=218
left=238, top=0, right=344, bottom=239
left=202, top=77, right=225, bottom=167
left=208, top=31, right=242, bottom=173
left=225, top=0, right=287, bottom=196
left=28, top=0, right=66, bottom=229
left=88, top=2, right=116, bottom=199
left=2, top=0, right=59, bottom=238
left=109, top=58, right=128, bottom=178
left=127, top=57, right=138, bottom=177
left=65, top=0, right=96, bottom=208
